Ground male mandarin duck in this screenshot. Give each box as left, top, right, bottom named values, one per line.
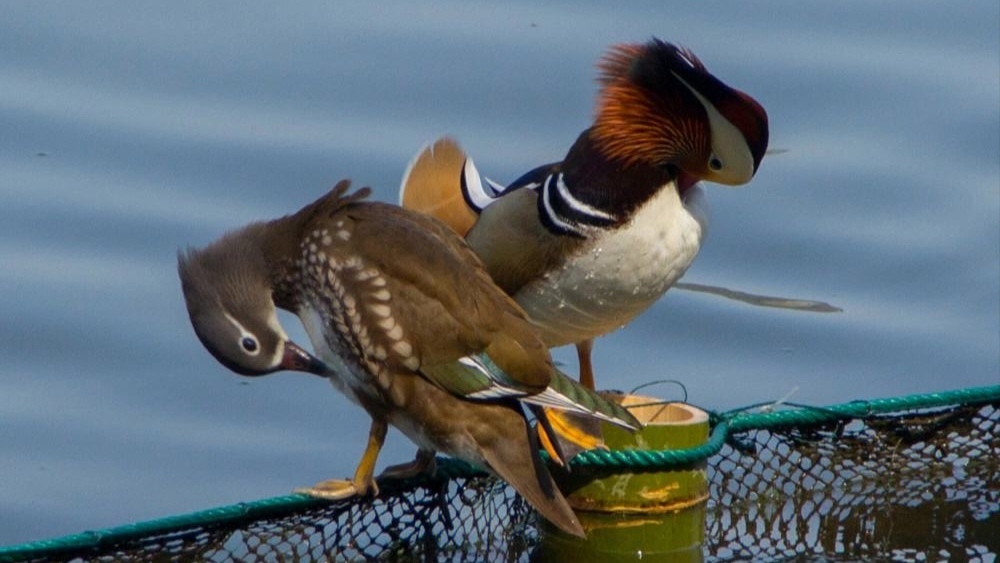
left=400, top=39, right=769, bottom=389
left=178, top=180, right=639, bottom=538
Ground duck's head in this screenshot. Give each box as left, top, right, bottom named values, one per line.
left=178, top=228, right=326, bottom=377
left=592, top=38, right=769, bottom=188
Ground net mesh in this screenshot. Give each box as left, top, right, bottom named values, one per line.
left=707, top=403, right=998, bottom=561
left=4, top=400, right=998, bottom=562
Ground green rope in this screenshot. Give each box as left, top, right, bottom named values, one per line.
left=573, top=384, right=1000, bottom=469
left=1, top=384, right=997, bottom=562
left=723, top=384, right=1000, bottom=433
left=570, top=421, right=729, bottom=469
left=0, top=465, right=478, bottom=563
left=0, top=494, right=320, bottom=563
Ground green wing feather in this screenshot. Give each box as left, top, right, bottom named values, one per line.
left=421, top=354, right=639, bottom=430
left=540, top=367, right=639, bottom=429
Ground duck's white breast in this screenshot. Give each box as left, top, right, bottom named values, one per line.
left=516, top=184, right=708, bottom=347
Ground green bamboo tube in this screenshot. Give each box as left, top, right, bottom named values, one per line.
left=536, top=505, right=705, bottom=562
left=564, top=396, right=710, bottom=513
left=542, top=396, right=710, bottom=559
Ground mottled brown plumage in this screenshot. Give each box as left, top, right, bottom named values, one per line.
left=179, top=180, right=640, bottom=539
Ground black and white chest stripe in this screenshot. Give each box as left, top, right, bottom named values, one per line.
left=536, top=173, right=617, bottom=237
left=460, top=158, right=618, bottom=238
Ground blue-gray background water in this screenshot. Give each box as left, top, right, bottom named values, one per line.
left=2, top=1, right=997, bottom=545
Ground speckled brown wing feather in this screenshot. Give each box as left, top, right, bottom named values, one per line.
left=301, top=191, right=552, bottom=390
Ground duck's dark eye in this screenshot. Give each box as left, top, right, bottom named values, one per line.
left=709, top=157, right=723, bottom=171
left=241, top=337, right=259, bottom=353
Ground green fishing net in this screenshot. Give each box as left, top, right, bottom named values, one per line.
left=2, top=390, right=997, bottom=562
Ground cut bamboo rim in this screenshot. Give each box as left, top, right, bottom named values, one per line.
left=560, top=394, right=711, bottom=514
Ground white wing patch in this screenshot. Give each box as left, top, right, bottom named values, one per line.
left=461, top=158, right=503, bottom=212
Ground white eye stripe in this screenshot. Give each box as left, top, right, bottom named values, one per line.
left=223, top=312, right=261, bottom=356
left=222, top=312, right=288, bottom=370
left=671, top=71, right=754, bottom=185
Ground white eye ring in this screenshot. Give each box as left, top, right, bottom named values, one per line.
left=223, top=312, right=261, bottom=357
left=240, top=336, right=259, bottom=355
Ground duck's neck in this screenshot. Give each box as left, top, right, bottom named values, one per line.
left=236, top=215, right=306, bottom=312
left=559, top=129, right=679, bottom=226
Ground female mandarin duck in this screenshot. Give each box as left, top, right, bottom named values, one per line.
left=178, top=180, right=638, bottom=538
left=400, top=39, right=769, bottom=389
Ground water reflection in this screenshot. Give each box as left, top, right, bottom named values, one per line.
left=0, top=0, right=996, bottom=550
left=674, top=282, right=842, bottom=313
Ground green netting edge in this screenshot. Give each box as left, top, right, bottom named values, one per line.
left=573, top=384, right=1000, bottom=468
left=1, top=384, right=997, bottom=563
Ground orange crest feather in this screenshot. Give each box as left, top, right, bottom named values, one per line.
left=592, top=42, right=709, bottom=169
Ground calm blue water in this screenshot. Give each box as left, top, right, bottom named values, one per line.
left=1, top=1, right=997, bottom=546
